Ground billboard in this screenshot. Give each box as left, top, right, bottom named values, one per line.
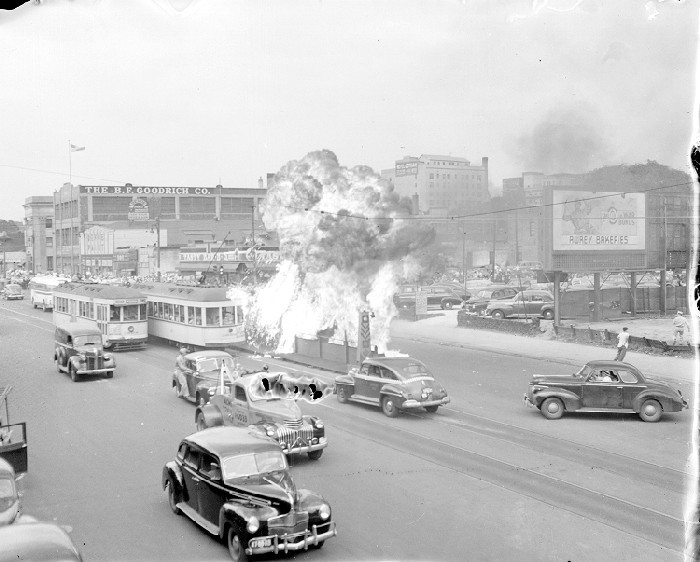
left=552, top=191, right=645, bottom=251
left=395, top=161, right=418, bottom=177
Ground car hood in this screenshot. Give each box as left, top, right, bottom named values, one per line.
left=251, top=398, right=303, bottom=422
left=74, top=345, right=104, bottom=355
left=530, top=374, right=582, bottom=385
left=227, top=470, right=297, bottom=510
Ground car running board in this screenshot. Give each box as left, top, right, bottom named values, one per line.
left=349, top=395, right=380, bottom=406
left=178, top=502, right=219, bottom=535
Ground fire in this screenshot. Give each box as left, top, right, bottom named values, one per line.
left=241, top=150, right=434, bottom=354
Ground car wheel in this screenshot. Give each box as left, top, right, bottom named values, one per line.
left=381, top=396, right=400, bottom=418
left=165, top=480, right=181, bottom=515
left=639, top=399, right=662, bottom=422
left=444, top=301, right=454, bottom=310
left=491, top=310, right=505, bottom=320
left=308, top=449, right=323, bottom=461
left=32, top=300, right=37, bottom=309
left=196, top=412, right=208, bottom=432
left=69, top=365, right=79, bottom=382
left=311, top=541, right=325, bottom=550
left=227, top=527, right=248, bottom=562
left=540, top=397, right=564, bottom=420
left=543, top=309, right=554, bottom=320
left=424, top=405, right=439, bottom=413
left=105, top=371, right=114, bottom=379
left=337, top=385, right=349, bottom=404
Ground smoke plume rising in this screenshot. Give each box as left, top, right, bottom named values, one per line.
left=241, top=150, right=435, bottom=354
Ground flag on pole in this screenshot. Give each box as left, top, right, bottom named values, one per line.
left=70, top=144, right=85, bottom=152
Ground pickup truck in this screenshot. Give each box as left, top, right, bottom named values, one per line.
left=194, top=370, right=330, bottom=461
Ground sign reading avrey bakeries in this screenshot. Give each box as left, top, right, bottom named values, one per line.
left=552, top=191, right=645, bottom=251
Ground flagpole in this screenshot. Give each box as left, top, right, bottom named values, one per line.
left=68, top=139, right=72, bottom=184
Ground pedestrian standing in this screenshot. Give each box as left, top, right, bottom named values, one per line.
left=672, top=311, right=691, bottom=345
left=614, top=327, right=629, bottom=361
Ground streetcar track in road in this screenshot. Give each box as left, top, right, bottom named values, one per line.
left=333, top=414, right=684, bottom=552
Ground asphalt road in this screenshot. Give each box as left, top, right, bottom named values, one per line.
left=0, top=297, right=692, bottom=561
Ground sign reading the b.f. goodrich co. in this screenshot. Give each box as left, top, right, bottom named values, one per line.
left=552, top=191, right=646, bottom=251
left=80, top=186, right=214, bottom=195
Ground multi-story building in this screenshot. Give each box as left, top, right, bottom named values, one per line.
left=22, top=196, right=55, bottom=274
left=388, top=154, right=489, bottom=214
left=48, top=181, right=275, bottom=278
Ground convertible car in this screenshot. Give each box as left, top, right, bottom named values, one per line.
left=335, top=356, right=449, bottom=417
left=524, top=360, right=688, bottom=422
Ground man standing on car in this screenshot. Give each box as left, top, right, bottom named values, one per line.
left=175, top=347, right=191, bottom=399
left=614, top=327, right=629, bottom=361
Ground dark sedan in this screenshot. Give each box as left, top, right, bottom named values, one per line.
left=335, top=356, right=450, bottom=417
left=524, top=360, right=688, bottom=422
left=461, top=285, right=520, bottom=315
left=162, top=426, right=336, bottom=561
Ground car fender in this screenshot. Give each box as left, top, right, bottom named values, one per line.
left=335, top=374, right=354, bottom=386
left=68, top=355, right=82, bottom=370
left=162, top=462, right=185, bottom=497
left=195, top=404, right=224, bottom=427
left=631, top=390, right=679, bottom=413
left=220, top=502, right=279, bottom=539
left=533, top=389, right=582, bottom=411
left=297, top=488, right=330, bottom=522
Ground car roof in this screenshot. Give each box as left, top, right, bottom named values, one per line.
left=363, top=356, right=427, bottom=371
left=585, top=360, right=640, bottom=370
left=185, top=350, right=233, bottom=361
left=184, top=426, right=279, bottom=458
left=56, top=321, right=101, bottom=336
left=0, top=522, right=82, bottom=562
left=0, top=457, right=15, bottom=478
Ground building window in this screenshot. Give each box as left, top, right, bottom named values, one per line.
left=180, top=197, right=216, bottom=219
left=92, top=197, right=130, bottom=221
left=47, top=256, right=53, bottom=270
left=429, top=173, right=434, bottom=179
left=221, top=197, right=254, bottom=216
left=45, top=218, right=53, bottom=228
left=530, top=221, right=536, bottom=237
left=46, top=237, right=53, bottom=247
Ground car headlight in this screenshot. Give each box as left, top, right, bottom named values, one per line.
left=265, top=427, right=276, bottom=437
left=103, top=353, right=112, bottom=361
left=247, top=516, right=260, bottom=533
left=313, top=418, right=323, bottom=429
left=319, top=503, right=331, bottom=521
left=532, top=385, right=548, bottom=392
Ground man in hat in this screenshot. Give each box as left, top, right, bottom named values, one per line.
left=672, top=311, right=691, bottom=345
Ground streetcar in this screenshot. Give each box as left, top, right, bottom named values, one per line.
left=28, top=275, right=71, bottom=311
left=52, top=283, right=148, bottom=350
left=136, top=283, right=246, bottom=349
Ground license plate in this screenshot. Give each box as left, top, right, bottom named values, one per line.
left=250, top=538, right=272, bottom=549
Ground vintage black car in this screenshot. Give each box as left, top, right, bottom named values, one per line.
left=0, top=522, right=83, bottom=562
left=461, top=285, right=520, bottom=315
left=524, top=360, right=688, bottom=422
left=162, top=426, right=336, bottom=561
left=172, top=350, right=237, bottom=406
left=335, top=356, right=450, bottom=417
left=54, top=323, right=115, bottom=381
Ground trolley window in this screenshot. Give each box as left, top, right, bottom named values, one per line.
left=140, top=303, right=147, bottom=320
left=223, top=306, right=235, bottom=325
left=206, top=307, right=220, bottom=326
left=110, top=306, right=120, bottom=321
left=123, top=305, right=139, bottom=321
left=188, top=306, right=202, bottom=326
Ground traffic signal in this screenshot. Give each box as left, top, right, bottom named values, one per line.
left=219, top=265, right=224, bottom=275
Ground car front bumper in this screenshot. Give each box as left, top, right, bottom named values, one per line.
left=401, top=396, right=451, bottom=409
left=246, top=522, right=337, bottom=555
left=523, top=394, right=535, bottom=407
left=76, top=367, right=114, bottom=374
left=280, top=437, right=327, bottom=455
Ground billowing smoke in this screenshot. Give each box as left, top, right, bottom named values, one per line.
left=512, top=106, right=609, bottom=174
left=241, top=150, right=435, bottom=354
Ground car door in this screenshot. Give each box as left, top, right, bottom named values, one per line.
left=353, top=363, right=371, bottom=397
left=184, top=359, right=198, bottom=398
left=581, top=371, right=623, bottom=408
left=614, top=369, right=644, bottom=408
left=527, top=294, right=545, bottom=316
left=512, top=293, right=528, bottom=317
left=197, top=452, right=225, bottom=527
left=231, top=384, right=251, bottom=425
left=181, top=445, right=201, bottom=512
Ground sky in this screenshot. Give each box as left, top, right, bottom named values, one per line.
left=0, top=0, right=697, bottom=221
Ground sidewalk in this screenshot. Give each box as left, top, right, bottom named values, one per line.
left=231, top=311, right=698, bottom=385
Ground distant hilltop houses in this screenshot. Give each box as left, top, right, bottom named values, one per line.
left=8, top=159, right=693, bottom=281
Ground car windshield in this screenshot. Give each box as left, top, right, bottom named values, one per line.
left=221, top=450, right=288, bottom=480
left=73, top=335, right=102, bottom=346
left=6, top=286, right=21, bottom=293
left=197, top=356, right=234, bottom=373
left=575, top=365, right=592, bottom=378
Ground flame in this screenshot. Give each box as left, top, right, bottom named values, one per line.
left=244, top=150, right=434, bottom=354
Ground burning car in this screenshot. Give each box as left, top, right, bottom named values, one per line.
left=162, top=426, right=336, bottom=561
left=195, top=370, right=329, bottom=461
left=524, top=360, right=688, bottom=422
left=54, top=323, right=115, bottom=382
left=335, top=356, right=450, bottom=417
left=1, top=284, right=23, bottom=301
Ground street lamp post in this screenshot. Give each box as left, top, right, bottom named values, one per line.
left=251, top=205, right=257, bottom=285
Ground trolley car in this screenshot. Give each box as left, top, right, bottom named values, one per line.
left=136, top=283, right=246, bottom=349
left=52, top=283, right=148, bottom=350
left=28, top=275, right=71, bottom=311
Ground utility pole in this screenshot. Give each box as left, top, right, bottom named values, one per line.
left=251, top=204, right=257, bottom=284
left=661, top=198, right=667, bottom=315
left=491, top=219, right=497, bottom=282
left=462, top=223, right=467, bottom=298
